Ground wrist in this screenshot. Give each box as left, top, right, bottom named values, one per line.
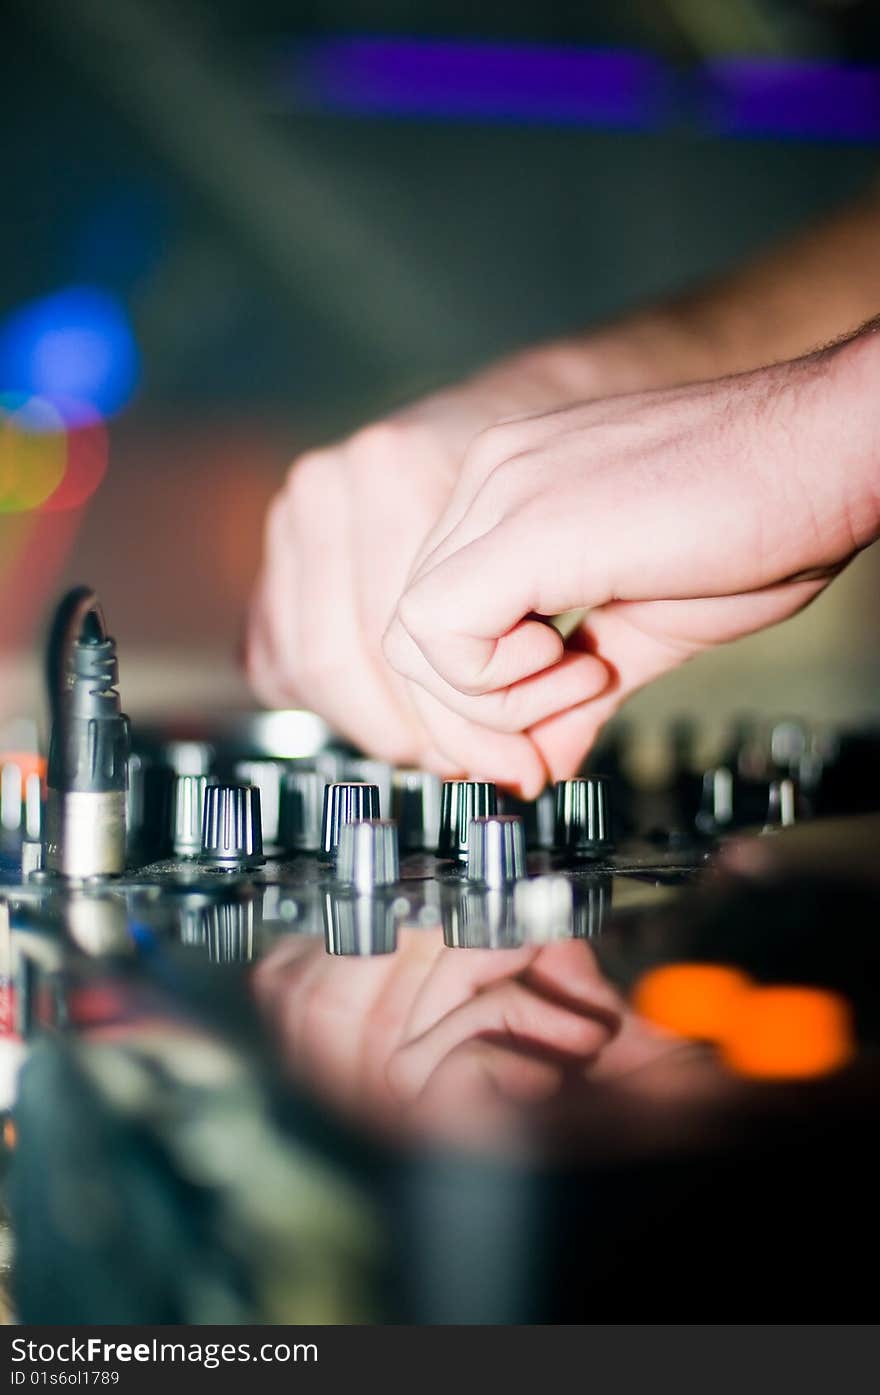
left=817, top=323, right=880, bottom=553
left=475, top=307, right=734, bottom=412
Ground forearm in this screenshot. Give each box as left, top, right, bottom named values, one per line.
left=822, top=315, right=880, bottom=554
left=476, top=181, right=880, bottom=404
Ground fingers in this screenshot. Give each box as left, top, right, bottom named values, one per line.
left=529, top=688, right=623, bottom=784
left=404, top=685, right=550, bottom=797
left=402, top=938, right=620, bottom=1049
left=520, top=939, right=622, bottom=1024
left=528, top=579, right=834, bottom=780
left=386, top=618, right=610, bottom=733
left=425, top=1039, right=561, bottom=1104
left=288, top=454, right=427, bottom=761
left=402, top=943, right=541, bottom=1042
left=387, top=520, right=588, bottom=697
left=387, top=978, right=613, bottom=1101
left=245, top=487, right=304, bottom=707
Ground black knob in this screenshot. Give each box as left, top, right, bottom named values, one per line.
left=392, top=769, right=442, bottom=852
left=554, top=777, right=612, bottom=857
left=172, top=774, right=208, bottom=859
left=437, top=780, right=497, bottom=861
left=125, top=753, right=174, bottom=862
left=467, top=815, right=526, bottom=886
left=278, top=768, right=327, bottom=851
left=498, top=788, right=555, bottom=849
left=200, top=784, right=264, bottom=868
left=320, top=782, right=381, bottom=860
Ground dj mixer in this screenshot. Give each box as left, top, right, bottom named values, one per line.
left=1, top=588, right=879, bottom=1323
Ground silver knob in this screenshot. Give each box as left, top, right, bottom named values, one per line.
left=554, top=777, right=612, bottom=857
left=172, top=774, right=208, bottom=858
left=513, top=874, right=608, bottom=941
left=513, top=875, right=574, bottom=940
left=336, top=819, right=400, bottom=891
left=442, top=887, right=519, bottom=949
left=763, top=777, right=798, bottom=832
left=313, top=748, right=350, bottom=783
left=204, top=897, right=255, bottom=962
left=163, top=740, right=214, bottom=777
left=320, top=782, right=381, bottom=860
left=200, top=784, right=264, bottom=868
left=234, top=759, right=285, bottom=846
left=437, top=780, right=497, bottom=861
left=695, top=766, right=735, bottom=836
left=323, top=888, right=398, bottom=956
left=467, top=814, right=526, bottom=886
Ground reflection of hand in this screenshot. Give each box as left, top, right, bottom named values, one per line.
left=251, top=928, right=445, bottom=1119
left=386, top=340, right=880, bottom=795
left=387, top=938, right=620, bottom=1102
left=253, top=930, right=649, bottom=1142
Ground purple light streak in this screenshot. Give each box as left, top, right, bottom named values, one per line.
left=285, top=38, right=669, bottom=129
left=276, top=36, right=880, bottom=143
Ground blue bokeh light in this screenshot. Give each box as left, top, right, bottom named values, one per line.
left=0, top=286, right=139, bottom=417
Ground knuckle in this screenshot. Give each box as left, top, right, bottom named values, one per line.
left=347, top=419, right=408, bottom=463
left=381, top=622, right=408, bottom=674
left=395, top=585, right=429, bottom=640
left=479, top=451, right=531, bottom=502
left=477, top=694, right=522, bottom=732
left=284, top=450, right=327, bottom=511
left=460, top=423, right=508, bottom=485
left=451, top=669, right=495, bottom=701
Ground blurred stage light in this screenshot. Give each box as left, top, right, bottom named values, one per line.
left=0, top=393, right=108, bottom=515
left=632, top=963, right=751, bottom=1042
left=0, top=393, right=66, bottom=513
left=720, top=986, right=854, bottom=1080
left=40, top=403, right=109, bottom=513
left=633, top=963, right=855, bottom=1080
left=277, top=38, right=880, bottom=142
left=0, top=286, right=139, bottom=418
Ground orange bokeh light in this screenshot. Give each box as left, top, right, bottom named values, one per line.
left=633, top=963, right=855, bottom=1081
left=720, top=986, right=854, bottom=1080
left=632, top=962, right=752, bottom=1041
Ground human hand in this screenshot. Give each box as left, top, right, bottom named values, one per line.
left=385, top=340, right=880, bottom=795
left=245, top=351, right=620, bottom=785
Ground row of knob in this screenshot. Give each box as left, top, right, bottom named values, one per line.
left=173, top=774, right=613, bottom=880
left=178, top=873, right=607, bottom=961
left=172, top=868, right=607, bottom=962
left=695, top=767, right=799, bottom=835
